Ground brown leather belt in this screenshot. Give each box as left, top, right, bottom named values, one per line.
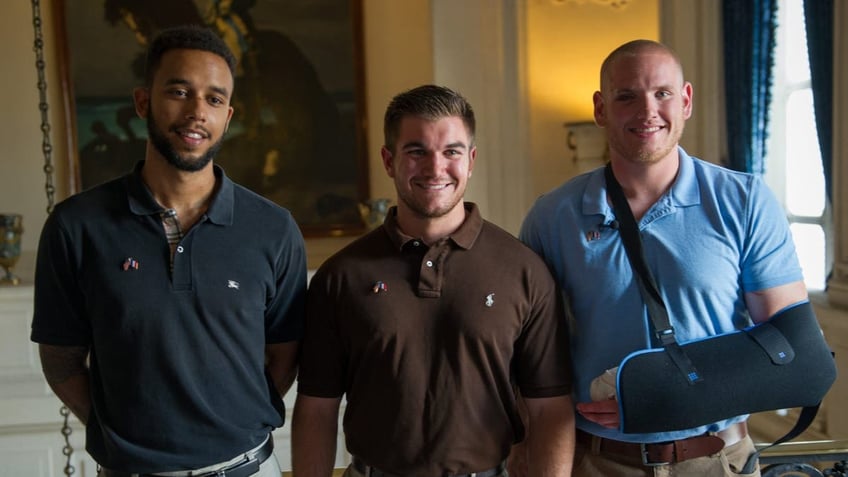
left=576, top=422, right=748, bottom=466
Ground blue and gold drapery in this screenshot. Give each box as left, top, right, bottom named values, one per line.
left=803, top=0, right=833, bottom=204
left=722, top=0, right=778, bottom=174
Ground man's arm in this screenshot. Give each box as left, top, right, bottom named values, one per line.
left=524, top=395, right=575, bottom=476
left=745, top=280, right=809, bottom=324
left=38, top=344, right=91, bottom=424
left=578, top=280, right=813, bottom=428
left=507, top=392, right=530, bottom=477
left=265, top=341, right=299, bottom=397
left=292, top=394, right=342, bottom=477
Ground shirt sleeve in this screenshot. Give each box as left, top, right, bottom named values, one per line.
left=265, top=212, right=307, bottom=343
left=513, top=261, right=573, bottom=398
left=31, top=208, right=91, bottom=346
left=296, top=265, right=347, bottom=398
left=741, top=176, right=804, bottom=292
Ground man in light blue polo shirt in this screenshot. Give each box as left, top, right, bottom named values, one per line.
left=520, top=39, right=808, bottom=476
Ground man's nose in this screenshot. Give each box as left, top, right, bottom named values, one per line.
left=636, top=96, right=658, bottom=119
left=185, top=96, right=208, bottom=122
left=420, top=152, right=448, bottom=174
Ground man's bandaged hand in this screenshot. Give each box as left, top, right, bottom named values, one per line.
left=589, top=367, right=618, bottom=401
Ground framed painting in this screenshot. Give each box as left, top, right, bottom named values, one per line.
left=52, top=0, right=369, bottom=237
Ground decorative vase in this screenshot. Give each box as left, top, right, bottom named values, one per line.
left=0, top=214, right=23, bottom=286
left=358, top=199, right=392, bottom=230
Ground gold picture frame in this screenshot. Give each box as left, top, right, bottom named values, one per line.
left=52, top=0, right=369, bottom=238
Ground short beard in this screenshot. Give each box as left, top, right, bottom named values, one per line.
left=401, top=196, right=460, bottom=219
left=146, top=111, right=224, bottom=172
left=395, top=183, right=464, bottom=220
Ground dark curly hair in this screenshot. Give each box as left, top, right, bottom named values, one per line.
left=144, top=25, right=237, bottom=86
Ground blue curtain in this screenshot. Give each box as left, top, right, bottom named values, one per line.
left=803, top=0, right=833, bottom=203
left=722, top=0, right=778, bottom=174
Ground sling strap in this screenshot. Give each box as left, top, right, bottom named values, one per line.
left=604, top=164, right=701, bottom=385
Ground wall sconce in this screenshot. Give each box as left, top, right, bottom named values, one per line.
left=564, top=121, right=608, bottom=173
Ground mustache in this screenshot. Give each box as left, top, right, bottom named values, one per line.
left=171, top=124, right=211, bottom=138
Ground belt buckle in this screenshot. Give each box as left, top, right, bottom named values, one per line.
left=640, top=443, right=670, bottom=467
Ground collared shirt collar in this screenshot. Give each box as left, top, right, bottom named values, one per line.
left=582, top=147, right=701, bottom=222
left=126, top=161, right=235, bottom=225
left=383, top=202, right=483, bottom=251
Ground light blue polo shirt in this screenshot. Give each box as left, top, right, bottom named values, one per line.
left=520, top=147, right=803, bottom=443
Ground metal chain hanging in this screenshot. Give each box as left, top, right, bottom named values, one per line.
left=59, top=406, right=76, bottom=477
left=31, top=1, right=71, bottom=476
left=31, top=0, right=56, bottom=215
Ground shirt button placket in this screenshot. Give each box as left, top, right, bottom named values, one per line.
left=419, top=252, right=438, bottom=291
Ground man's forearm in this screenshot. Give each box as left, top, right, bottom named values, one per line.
left=292, top=394, right=341, bottom=477
left=266, top=342, right=299, bottom=397
left=526, top=395, right=575, bottom=476
left=38, top=344, right=91, bottom=424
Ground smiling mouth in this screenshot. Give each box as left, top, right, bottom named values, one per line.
left=181, top=131, right=205, bottom=139
left=631, top=126, right=664, bottom=134
left=174, top=126, right=210, bottom=141
left=416, top=183, right=452, bottom=190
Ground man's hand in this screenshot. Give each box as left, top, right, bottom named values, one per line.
left=575, top=398, right=619, bottom=429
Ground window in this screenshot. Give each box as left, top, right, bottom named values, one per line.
left=764, top=0, right=828, bottom=290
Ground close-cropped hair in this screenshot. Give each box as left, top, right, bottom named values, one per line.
left=383, top=84, right=476, bottom=153
left=599, top=39, right=685, bottom=89
left=143, top=25, right=237, bottom=86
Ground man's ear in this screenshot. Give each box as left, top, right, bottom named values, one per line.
left=593, top=91, right=606, bottom=127
left=467, top=146, right=477, bottom=178
left=381, top=146, right=395, bottom=178
left=682, top=81, right=694, bottom=120
left=225, top=106, right=234, bottom=134
left=133, top=87, right=150, bottom=119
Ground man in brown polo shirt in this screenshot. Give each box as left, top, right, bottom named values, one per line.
left=292, top=85, right=575, bottom=477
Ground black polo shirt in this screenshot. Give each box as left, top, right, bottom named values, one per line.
left=31, top=162, right=306, bottom=473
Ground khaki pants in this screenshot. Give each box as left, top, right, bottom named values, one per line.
left=572, top=435, right=761, bottom=477
left=342, top=462, right=508, bottom=477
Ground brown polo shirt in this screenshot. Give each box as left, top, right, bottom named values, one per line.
left=298, top=203, right=572, bottom=476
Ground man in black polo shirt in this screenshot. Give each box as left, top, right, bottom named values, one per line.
left=31, top=26, right=306, bottom=476
left=293, top=85, right=575, bottom=476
